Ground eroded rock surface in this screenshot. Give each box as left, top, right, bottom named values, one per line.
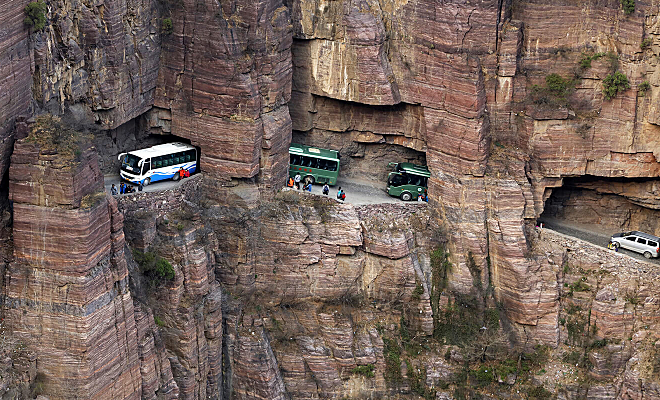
left=5, top=121, right=177, bottom=399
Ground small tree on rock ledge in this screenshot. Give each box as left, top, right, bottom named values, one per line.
left=23, top=1, right=47, bottom=31
left=602, top=71, right=630, bottom=100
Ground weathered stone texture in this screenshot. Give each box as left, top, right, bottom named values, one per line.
left=154, top=0, right=293, bottom=185
left=5, top=138, right=176, bottom=399
left=29, top=0, right=161, bottom=128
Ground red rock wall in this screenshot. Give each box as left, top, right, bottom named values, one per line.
left=153, top=0, right=293, bottom=188
left=29, top=0, right=161, bottom=128
left=287, top=0, right=660, bottom=354
left=5, top=139, right=177, bottom=399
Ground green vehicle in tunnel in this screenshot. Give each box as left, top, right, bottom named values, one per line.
left=386, top=162, right=430, bottom=201
left=289, top=143, right=340, bottom=185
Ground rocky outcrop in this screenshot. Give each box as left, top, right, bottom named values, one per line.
left=30, top=0, right=161, bottom=128
left=531, top=228, right=660, bottom=399
left=152, top=0, right=293, bottom=187
left=4, top=120, right=177, bottom=399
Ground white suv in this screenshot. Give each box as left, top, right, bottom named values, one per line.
left=610, top=231, right=660, bottom=259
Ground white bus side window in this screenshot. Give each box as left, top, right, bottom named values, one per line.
left=154, top=156, right=162, bottom=168
left=185, top=149, right=195, bottom=162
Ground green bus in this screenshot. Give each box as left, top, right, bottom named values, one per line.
left=289, top=143, right=340, bottom=185
left=386, top=162, right=430, bottom=201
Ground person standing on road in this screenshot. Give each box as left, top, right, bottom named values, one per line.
left=322, top=184, right=329, bottom=195
left=340, top=190, right=346, bottom=202
left=294, top=173, right=301, bottom=189
left=287, top=177, right=294, bottom=188
left=111, top=184, right=118, bottom=196
left=608, top=241, right=618, bottom=252
left=119, top=182, right=125, bottom=194
left=138, top=181, right=143, bottom=192
left=337, top=187, right=342, bottom=199
left=306, top=183, right=312, bottom=192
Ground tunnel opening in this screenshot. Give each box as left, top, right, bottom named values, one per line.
left=292, top=130, right=427, bottom=184
left=539, top=175, right=660, bottom=237
left=95, top=114, right=200, bottom=175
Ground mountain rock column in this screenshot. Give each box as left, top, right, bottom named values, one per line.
left=3, top=117, right=176, bottom=399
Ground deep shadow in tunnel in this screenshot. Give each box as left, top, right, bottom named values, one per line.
left=539, top=175, right=660, bottom=237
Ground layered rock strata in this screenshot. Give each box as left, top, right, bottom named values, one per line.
left=152, top=0, right=293, bottom=187
left=5, top=129, right=177, bottom=399
left=30, top=0, right=161, bottom=128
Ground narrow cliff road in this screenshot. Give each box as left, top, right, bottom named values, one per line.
left=104, top=173, right=200, bottom=195
left=293, top=177, right=411, bottom=205
left=540, top=218, right=660, bottom=265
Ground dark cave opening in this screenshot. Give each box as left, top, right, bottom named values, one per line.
left=292, top=130, right=427, bottom=183
left=539, top=175, right=660, bottom=237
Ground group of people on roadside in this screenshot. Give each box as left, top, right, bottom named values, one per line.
left=417, top=191, right=429, bottom=202
left=111, top=182, right=142, bottom=195
left=111, top=167, right=190, bottom=196
left=287, top=173, right=346, bottom=201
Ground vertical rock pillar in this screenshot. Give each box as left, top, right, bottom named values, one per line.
left=4, top=119, right=142, bottom=399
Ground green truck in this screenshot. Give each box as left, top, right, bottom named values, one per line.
left=386, top=162, right=430, bottom=201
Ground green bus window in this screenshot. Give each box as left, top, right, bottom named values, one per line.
left=390, top=174, right=404, bottom=186
left=329, top=161, right=337, bottom=171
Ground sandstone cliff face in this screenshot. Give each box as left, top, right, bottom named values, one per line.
left=152, top=0, right=293, bottom=187
left=4, top=0, right=660, bottom=397
left=287, top=0, right=660, bottom=347
left=30, top=0, right=161, bottom=128
left=4, top=119, right=177, bottom=399
left=116, top=183, right=438, bottom=399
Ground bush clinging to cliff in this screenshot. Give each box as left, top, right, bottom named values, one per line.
left=530, top=74, right=575, bottom=107
left=133, top=249, right=176, bottom=283
left=24, top=1, right=47, bottom=31
left=162, top=18, right=173, bottom=34
left=621, top=0, right=635, bottom=14
left=602, top=71, right=630, bottom=100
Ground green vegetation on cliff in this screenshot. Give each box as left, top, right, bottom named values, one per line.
left=133, top=249, right=175, bottom=283
left=24, top=1, right=47, bottom=31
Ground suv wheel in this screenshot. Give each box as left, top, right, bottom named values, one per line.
left=613, top=242, right=620, bottom=249
left=644, top=251, right=652, bottom=259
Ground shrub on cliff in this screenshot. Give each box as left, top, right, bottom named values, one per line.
left=530, top=74, right=575, bottom=107
left=24, top=1, right=47, bottom=31
left=162, top=18, right=173, bottom=35
left=602, top=71, right=630, bottom=100
left=638, top=80, right=651, bottom=96
left=621, top=0, right=635, bottom=15
left=641, top=38, right=653, bottom=50
left=26, top=115, right=89, bottom=164
left=133, top=249, right=176, bottom=283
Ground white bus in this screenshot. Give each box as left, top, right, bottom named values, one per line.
left=118, top=142, right=197, bottom=186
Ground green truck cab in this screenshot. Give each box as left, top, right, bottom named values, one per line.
left=386, top=162, right=430, bottom=201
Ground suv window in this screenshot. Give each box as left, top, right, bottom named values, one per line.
left=624, top=236, right=636, bottom=241
left=637, top=238, right=647, bottom=245
left=649, top=240, right=658, bottom=247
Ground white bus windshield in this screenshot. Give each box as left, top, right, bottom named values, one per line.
left=121, top=154, right=142, bottom=174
